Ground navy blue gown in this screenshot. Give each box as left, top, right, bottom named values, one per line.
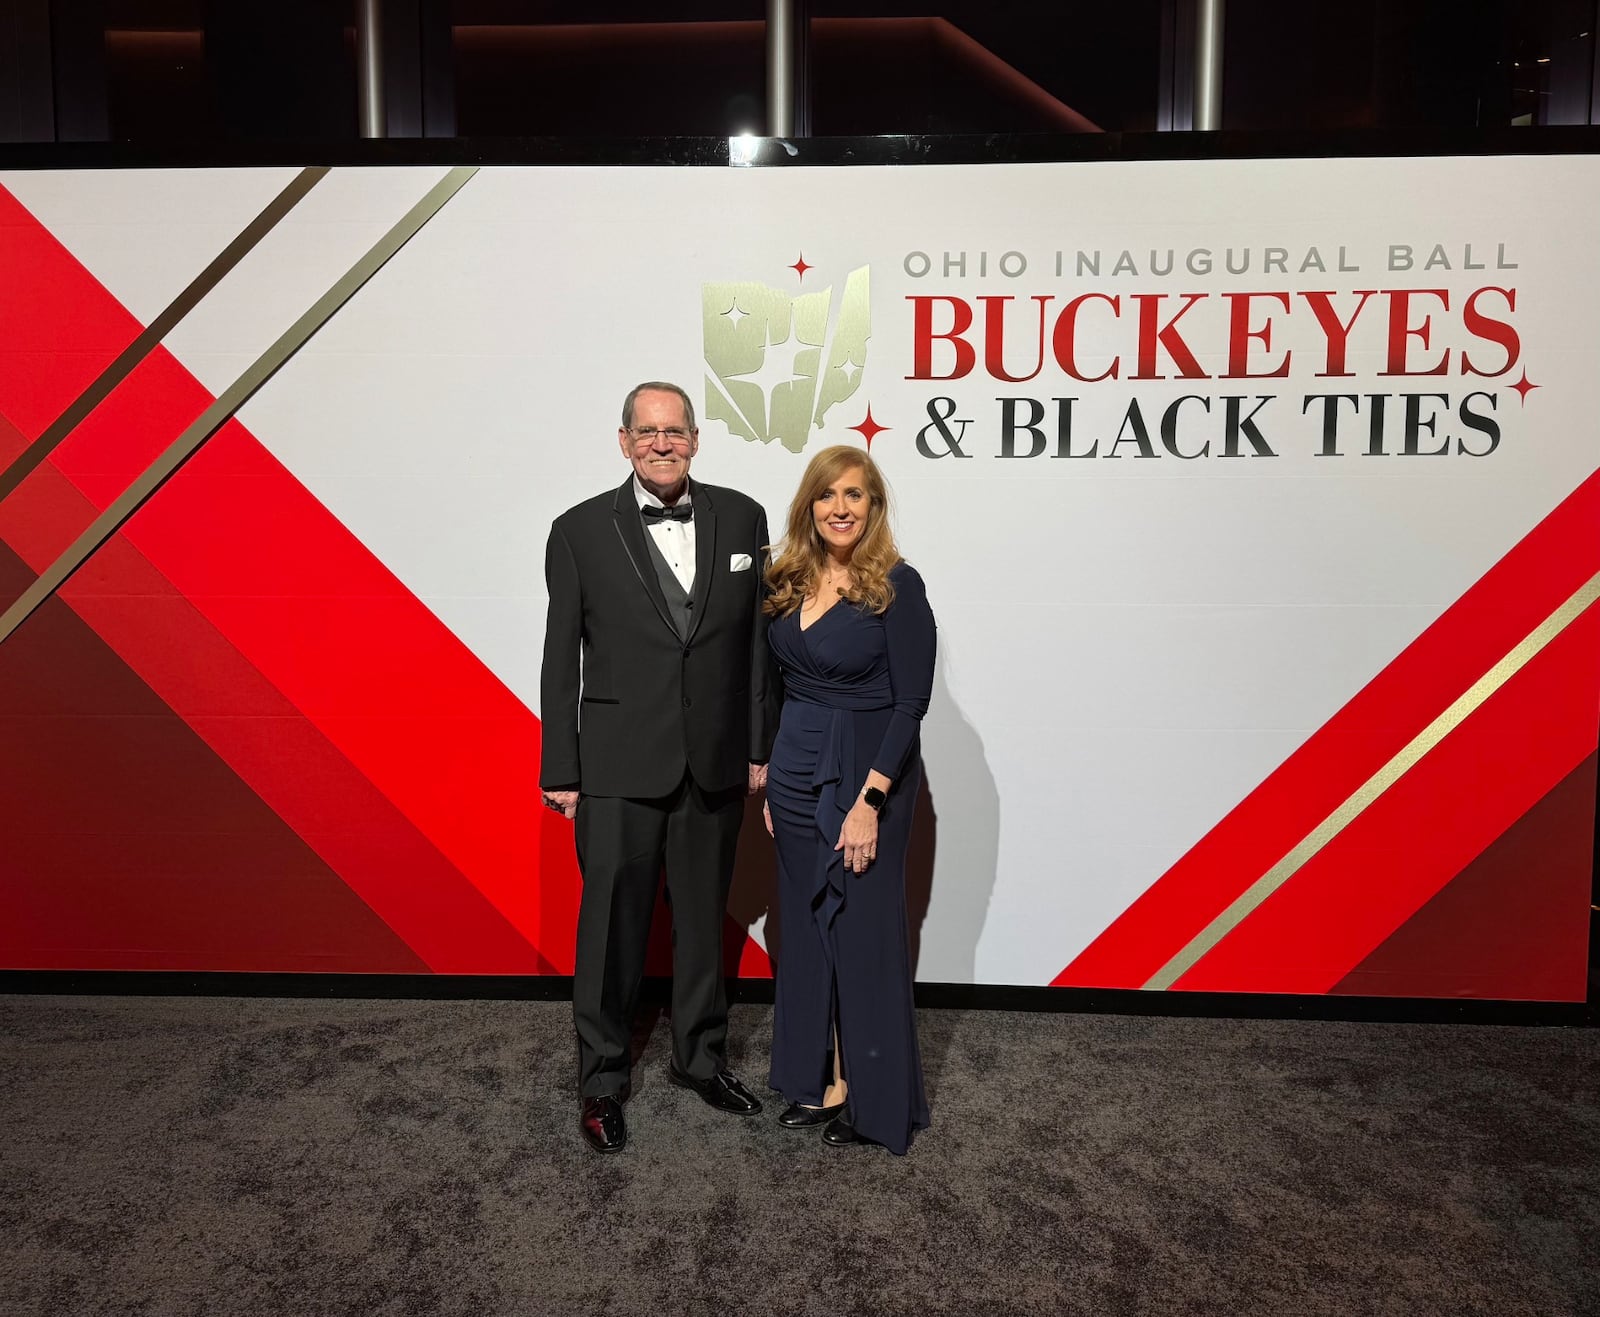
left=766, top=561, right=936, bottom=1154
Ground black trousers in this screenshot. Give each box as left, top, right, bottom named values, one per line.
left=571, top=772, right=745, bottom=1099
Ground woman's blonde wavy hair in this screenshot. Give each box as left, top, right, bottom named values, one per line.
left=764, top=445, right=901, bottom=618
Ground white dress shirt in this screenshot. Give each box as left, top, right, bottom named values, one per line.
left=634, top=478, right=696, bottom=593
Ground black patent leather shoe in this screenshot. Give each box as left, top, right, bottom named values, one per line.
left=777, top=1100, right=847, bottom=1129
left=579, top=1095, right=627, bottom=1153
left=667, top=1063, right=763, bottom=1115
left=822, top=1112, right=877, bottom=1147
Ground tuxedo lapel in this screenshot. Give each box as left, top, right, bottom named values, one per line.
left=610, top=481, right=677, bottom=636
left=685, top=479, right=716, bottom=645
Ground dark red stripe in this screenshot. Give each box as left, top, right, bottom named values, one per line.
left=0, top=539, right=431, bottom=971
left=1331, top=754, right=1596, bottom=1002
left=1058, top=468, right=1600, bottom=988
left=0, top=181, right=578, bottom=971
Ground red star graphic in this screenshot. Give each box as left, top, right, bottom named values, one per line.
left=1508, top=370, right=1540, bottom=405
left=789, top=253, right=812, bottom=281
left=849, top=406, right=888, bottom=452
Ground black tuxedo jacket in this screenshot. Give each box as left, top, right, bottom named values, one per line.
left=539, top=476, right=776, bottom=799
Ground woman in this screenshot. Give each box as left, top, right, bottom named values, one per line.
left=762, top=444, right=936, bottom=1154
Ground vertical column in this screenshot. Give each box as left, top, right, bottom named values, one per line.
left=766, top=0, right=810, bottom=137
left=1157, top=0, right=1195, bottom=131
left=358, top=0, right=387, bottom=139
left=375, top=0, right=428, bottom=138
left=1592, top=0, right=1600, bottom=123
left=1193, top=0, right=1225, bottom=130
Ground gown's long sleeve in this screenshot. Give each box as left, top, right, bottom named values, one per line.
left=869, top=562, right=936, bottom=782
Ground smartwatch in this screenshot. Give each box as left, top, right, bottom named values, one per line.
left=861, top=786, right=887, bottom=813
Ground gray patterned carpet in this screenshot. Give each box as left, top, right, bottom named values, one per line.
left=1, top=995, right=1596, bottom=1317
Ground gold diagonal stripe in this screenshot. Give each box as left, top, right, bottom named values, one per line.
left=0, top=166, right=330, bottom=505
left=0, top=165, right=477, bottom=649
left=1143, top=569, right=1600, bottom=991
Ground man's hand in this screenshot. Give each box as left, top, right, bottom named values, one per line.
left=747, top=762, right=768, bottom=795
left=542, top=790, right=579, bottom=820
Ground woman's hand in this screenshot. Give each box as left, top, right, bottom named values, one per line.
left=763, top=798, right=774, bottom=837
left=835, top=801, right=879, bottom=872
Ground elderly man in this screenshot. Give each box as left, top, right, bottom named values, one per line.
left=540, top=380, right=774, bottom=1153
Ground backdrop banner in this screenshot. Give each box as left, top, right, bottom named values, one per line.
left=1, top=153, right=1595, bottom=998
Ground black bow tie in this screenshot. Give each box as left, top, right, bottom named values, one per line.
left=641, top=504, right=693, bottom=524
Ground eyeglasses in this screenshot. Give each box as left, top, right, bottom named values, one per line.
left=629, top=426, right=695, bottom=446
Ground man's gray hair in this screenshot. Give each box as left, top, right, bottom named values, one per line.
left=621, top=381, right=696, bottom=432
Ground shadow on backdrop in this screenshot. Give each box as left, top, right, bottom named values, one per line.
left=905, top=655, right=1001, bottom=1098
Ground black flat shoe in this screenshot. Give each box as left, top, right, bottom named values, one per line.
left=579, top=1094, right=627, bottom=1153
left=822, top=1113, right=878, bottom=1147
left=776, top=1100, right=846, bottom=1129
left=667, top=1063, right=763, bottom=1115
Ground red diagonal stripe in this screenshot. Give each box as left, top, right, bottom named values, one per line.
left=0, top=187, right=142, bottom=438
left=1172, top=599, right=1598, bottom=995
left=1331, top=755, right=1596, bottom=1002
left=0, top=180, right=580, bottom=972
left=0, top=539, right=433, bottom=973
left=109, top=428, right=579, bottom=969
left=0, top=410, right=26, bottom=465
left=1, top=439, right=548, bottom=971
left=1057, top=468, right=1600, bottom=989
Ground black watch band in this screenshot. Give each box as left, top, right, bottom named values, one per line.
left=861, top=786, right=887, bottom=813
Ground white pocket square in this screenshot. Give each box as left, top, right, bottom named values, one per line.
left=729, top=553, right=754, bottom=572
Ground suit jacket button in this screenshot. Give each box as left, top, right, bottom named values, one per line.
left=683, top=696, right=692, bottom=708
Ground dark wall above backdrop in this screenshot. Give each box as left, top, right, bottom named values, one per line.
left=1222, top=0, right=1600, bottom=130
left=3, top=0, right=1596, bottom=142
